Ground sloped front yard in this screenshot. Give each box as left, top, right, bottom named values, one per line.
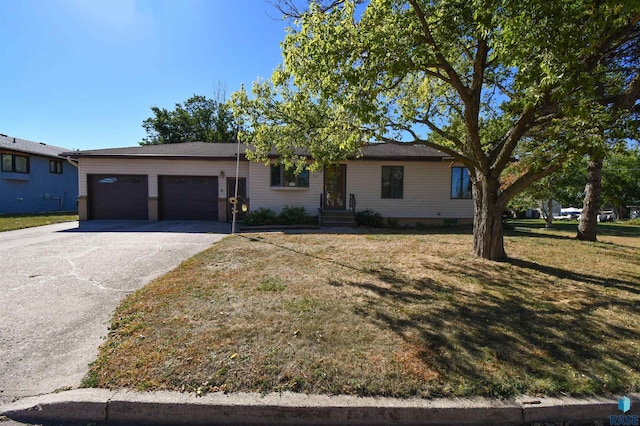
left=85, top=222, right=640, bottom=398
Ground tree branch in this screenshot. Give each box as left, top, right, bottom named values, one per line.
left=414, top=117, right=464, bottom=147
left=378, top=133, right=477, bottom=167
left=407, top=0, right=472, bottom=106
left=613, top=71, right=640, bottom=111
left=463, top=36, right=490, bottom=170
left=268, top=0, right=362, bottom=19
left=490, top=104, right=538, bottom=172
left=498, top=162, right=562, bottom=206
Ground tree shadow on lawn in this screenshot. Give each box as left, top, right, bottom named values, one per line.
left=340, top=258, right=640, bottom=398
left=241, top=232, right=639, bottom=397
left=507, top=258, right=640, bottom=295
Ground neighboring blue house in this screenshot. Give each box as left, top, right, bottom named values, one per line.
left=1, top=134, right=78, bottom=214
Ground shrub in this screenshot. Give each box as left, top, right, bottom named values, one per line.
left=243, top=206, right=315, bottom=226
left=242, top=208, right=278, bottom=226
left=279, top=206, right=310, bottom=225
left=356, top=209, right=383, bottom=227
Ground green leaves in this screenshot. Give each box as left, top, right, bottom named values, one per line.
left=140, top=94, right=238, bottom=145
left=233, top=0, right=640, bottom=176
left=231, top=0, right=639, bottom=257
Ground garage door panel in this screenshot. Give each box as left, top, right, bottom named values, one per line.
left=159, top=176, right=218, bottom=220
left=89, top=175, right=148, bottom=220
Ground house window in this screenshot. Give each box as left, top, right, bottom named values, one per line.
left=1, top=154, right=29, bottom=173
left=381, top=166, right=403, bottom=199
left=270, top=164, right=309, bottom=188
left=451, top=167, right=472, bottom=199
left=49, top=160, right=63, bottom=174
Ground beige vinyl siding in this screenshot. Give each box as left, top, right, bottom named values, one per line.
left=248, top=162, right=322, bottom=214
left=78, top=158, right=248, bottom=198
left=346, top=160, right=473, bottom=218
left=78, top=157, right=473, bottom=220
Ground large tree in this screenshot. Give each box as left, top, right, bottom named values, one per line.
left=232, top=0, right=640, bottom=259
left=576, top=29, right=640, bottom=240
left=141, top=94, right=238, bottom=145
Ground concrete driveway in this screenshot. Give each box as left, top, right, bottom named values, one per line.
left=0, top=220, right=229, bottom=405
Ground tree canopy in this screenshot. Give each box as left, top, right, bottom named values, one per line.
left=232, top=0, right=640, bottom=259
left=141, top=94, right=238, bottom=145
left=602, top=147, right=640, bottom=217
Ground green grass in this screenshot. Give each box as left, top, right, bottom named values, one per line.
left=85, top=223, right=640, bottom=399
left=507, top=218, right=640, bottom=238
left=0, top=212, right=78, bottom=232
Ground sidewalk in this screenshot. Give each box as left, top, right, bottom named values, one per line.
left=2, top=389, right=638, bottom=425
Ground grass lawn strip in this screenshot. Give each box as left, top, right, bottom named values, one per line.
left=0, top=212, right=78, bottom=232
left=85, top=221, right=640, bottom=399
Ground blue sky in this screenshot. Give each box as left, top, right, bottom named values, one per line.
left=0, top=0, right=289, bottom=150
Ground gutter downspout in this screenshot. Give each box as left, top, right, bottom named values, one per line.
left=65, top=156, right=79, bottom=213
left=65, top=156, right=79, bottom=168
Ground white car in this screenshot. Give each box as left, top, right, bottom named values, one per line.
left=553, top=208, right=582, bottom=220
left=598, top=210, right=616, bottom=222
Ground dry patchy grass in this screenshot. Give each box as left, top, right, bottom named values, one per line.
left=85, top=223, right=640, bottom=399
left=0, top=212, right=78, bottom=232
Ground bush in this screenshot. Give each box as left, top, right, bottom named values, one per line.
left=279, top=206, right=310, bottom=225
left=386, top=217, right=400, bottom=228
left=242, top=208, right=278, bottom=226
left=242, top=206, right=316, bottom=226
left=356, top=209, right=383, bottom=227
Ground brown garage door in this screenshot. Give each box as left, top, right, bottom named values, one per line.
left=89, top=174, right=148, bottom=220
left=159, top=175, right=218, bottom=220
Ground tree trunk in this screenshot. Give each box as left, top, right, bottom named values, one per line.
left=473, top=176, right=507, bottom=260
left=577, top=156, right=602, bottom=241
left=613, top=204, right=624, bottom=220
left=544, top=199, right=554, bottom=228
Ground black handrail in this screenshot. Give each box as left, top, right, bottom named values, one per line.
left=319, top=193, right=324, bottom=211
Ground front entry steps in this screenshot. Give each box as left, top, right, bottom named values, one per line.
left=320, top=210, right=357, bottom=227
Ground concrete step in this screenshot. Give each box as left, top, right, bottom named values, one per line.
left=320, top=211, right=356, bottom=227
left=322, top=221, right=356, bottom=227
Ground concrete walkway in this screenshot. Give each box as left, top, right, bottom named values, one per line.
left=0, top=220, right=229, bottom=406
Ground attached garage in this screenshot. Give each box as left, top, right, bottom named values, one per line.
left=88, top=174, right=148, bottom=220
left=159, top=175, right=218, bottom=220
left=65, top=143, right=252, bottom=222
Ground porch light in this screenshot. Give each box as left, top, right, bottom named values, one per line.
left=220, top=170, right=225, bottom=178
left=242, top=204, right=248, bottom=212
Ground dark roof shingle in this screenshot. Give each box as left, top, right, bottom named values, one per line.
left=63, top=141, right=448, bottom=161
left=0, top=134, right=71, bottom=158
left=62, top=142, right=245, bottom=159
left=359, top=143, right=447, bottom=160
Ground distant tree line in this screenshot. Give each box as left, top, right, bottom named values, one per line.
left=140, top=93, right=239, bottom=145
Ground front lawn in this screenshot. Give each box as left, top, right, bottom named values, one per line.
left=0, top=212, right=78, bottom=232
left=85, top=222, right=640, bottom=398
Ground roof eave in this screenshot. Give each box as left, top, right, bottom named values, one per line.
left=1, top=147, right=67, bottom=159
left=358, top=156, right=445, bottom=162
left=61, top=153, right=247, bottom=161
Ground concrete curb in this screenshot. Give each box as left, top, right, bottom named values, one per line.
left=1, top=390, right=639, bottom=425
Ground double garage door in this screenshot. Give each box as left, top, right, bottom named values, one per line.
left=88, top=174, right=218, bottom=220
